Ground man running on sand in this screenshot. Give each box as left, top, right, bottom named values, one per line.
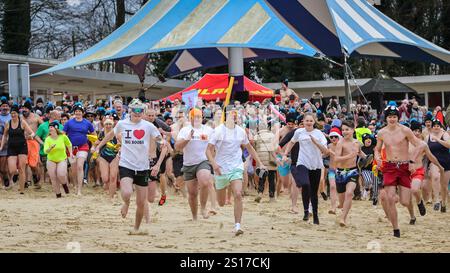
left=375, top=105, right=422, bottom=238
left=175, top=108, right=213, bottom=221
left=206, top=107, right=265, bottom=236
left=406, top=120, right=444, bottom=224
left=21, top=101, right=43, bottom=189
left=97, top=99, right=162, bottom=235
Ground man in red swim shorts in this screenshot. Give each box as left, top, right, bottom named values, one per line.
left=375, top=105, right=422, bottom=238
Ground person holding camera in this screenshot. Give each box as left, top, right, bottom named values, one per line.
left=327, top=96, right=341, bottom=115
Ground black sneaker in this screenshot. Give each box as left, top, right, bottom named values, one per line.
left=25, top=181, right=30, bottom=188
left=320, top=192, right=328, bottom=201
left=12, top=174, right=18, bottom=183
left=4, top=179, right=10, bottom=188
left=409, top=217, right=416, bottom=225
left=303, top=212, right=309, bottom=221
left=393, top=229, right=400, bottom=238
left=418, top=200, right=426, bottom=216
left=372, top=198, right=378, bottom=206
left=32, top=174, right=40, bottom=185
left=313, top=214, right=319, bottom=225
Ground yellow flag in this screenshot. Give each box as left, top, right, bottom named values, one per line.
left=221, top=76, right=235, bottom=124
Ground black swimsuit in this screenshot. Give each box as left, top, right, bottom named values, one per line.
left=7, top=119, right=28, bottom=156
left=428, top=135, right=450, bottom=171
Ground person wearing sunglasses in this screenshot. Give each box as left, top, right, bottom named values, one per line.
left=96, top=99, right=162, bottom=235
left=326, top=128, right=341, bottom=215
left=374, top=105, right=423, bottom=238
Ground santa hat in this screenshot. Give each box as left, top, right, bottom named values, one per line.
left=329, top=127, right=342, bottom=138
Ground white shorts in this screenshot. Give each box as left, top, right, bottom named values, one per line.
left=76, top=151, right=88, bottom=159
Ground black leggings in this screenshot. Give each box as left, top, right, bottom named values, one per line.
left=258, top=170, right=277, bottom=198
left=292, top=165, right=322, bottom=215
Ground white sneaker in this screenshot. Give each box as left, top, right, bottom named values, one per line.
left=308, top=203, right=313, bottom=214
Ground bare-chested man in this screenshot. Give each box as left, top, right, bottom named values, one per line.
left=375, top=106, right=422, bottom=238
left=332, top=121, right=363, bottom=227
left=21, top=102, right=43, bottom=189
left=406, top=121, right=444, bottom=224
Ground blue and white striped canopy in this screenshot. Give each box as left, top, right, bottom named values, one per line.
left=165, top=0, right=450, bottom=77
left=165, top=47, right=301, bottom=77
left=34, top=0, right=318, bottom=76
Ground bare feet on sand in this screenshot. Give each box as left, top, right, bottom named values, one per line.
left=209, top=209, right=217, bottom=216
left=339, top=219, right=347, bottom=227
left=121, top=202, right=129, bottom=218
left=128, top=229, right=148, bottom=235
left=201, top=208, right=210, bottom=219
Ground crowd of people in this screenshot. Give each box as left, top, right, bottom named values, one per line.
left=1, top=79, right=449, bottom=238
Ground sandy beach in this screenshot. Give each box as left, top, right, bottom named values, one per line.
left=0, top=183, right=449, bottom=253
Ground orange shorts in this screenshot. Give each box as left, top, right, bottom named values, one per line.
left=411, top=167, right=425, bottom=182
left=27, top=139, right=40, bottom=168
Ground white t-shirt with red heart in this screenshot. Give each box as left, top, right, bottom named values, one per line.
left=114, top=118, right=161, bottom=171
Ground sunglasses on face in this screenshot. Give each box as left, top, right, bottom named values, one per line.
left=131, top=108, right=144, bottom=114
left=330, top=136, right=339, bottom=139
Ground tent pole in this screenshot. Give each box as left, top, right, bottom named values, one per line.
left=228, top=47, right=244, bottom=77
left=344, top=54, right=351, bottom=109
left=228, top=47, right=245, bottom=102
